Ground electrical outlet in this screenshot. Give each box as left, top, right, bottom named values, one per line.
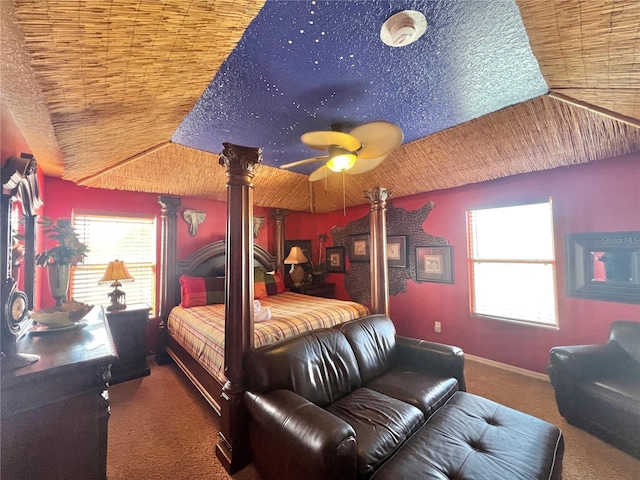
left=434, top=321, right=441, bottom=333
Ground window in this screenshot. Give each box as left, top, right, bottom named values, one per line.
left=467, top=200, right=558, bottom=327
left=71, top=212, right=157, bottom=315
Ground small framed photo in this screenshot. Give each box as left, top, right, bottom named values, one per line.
left=349, top=234, right=370, bottom=263
left=387, top=235, right=408, bottom=268
left=326, top=246, right=346, bottom=273
left=415, top=246, right=453, bottom=283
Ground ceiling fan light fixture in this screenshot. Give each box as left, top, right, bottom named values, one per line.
left=326, top=146, right=357, bottom=172
left=380, top=10, right=427, bottom=48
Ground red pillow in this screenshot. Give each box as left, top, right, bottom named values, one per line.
left=265, top=271, right=286, bottom=295
left=179, top=275, right=225, bottom=308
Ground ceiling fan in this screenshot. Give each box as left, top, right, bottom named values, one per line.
left=280, top=121, right=404, bottom=181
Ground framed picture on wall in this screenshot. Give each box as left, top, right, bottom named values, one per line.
left=415, top=246, right=453, bottom=283
left=326, top=246, right=346, bottom=273
left=349, top=234, right=370, bottom=263
left=387, top=235, right=408, bottom=268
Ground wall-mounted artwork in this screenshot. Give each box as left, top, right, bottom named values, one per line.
left=387, top=235, right=408, bottom=268
left=183, top=209, right=206, bottom=237
left=416, top=246, right=453, bottom=283
left=326, top=246, right=346, bottom=273
left=349, top=234, right=370, bottom=263
left=566, top=231, right=640, bottom=304
left=331, top=201, right=448, bottom=305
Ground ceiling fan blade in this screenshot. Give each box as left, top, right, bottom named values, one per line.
left=301, top=130, right=361, bottom=151
left=308, top=164, right=337, bottom=182
left=345, top=156, right=386, bottom=175
left=349, top=121, right=403, bottom=159
left=279, top=155, right=327, bottom=169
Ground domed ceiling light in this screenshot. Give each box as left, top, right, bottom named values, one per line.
left=380, top=10, right=427, bottom=47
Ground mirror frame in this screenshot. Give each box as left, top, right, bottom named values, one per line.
left=566, top=231, right=640, bottom=304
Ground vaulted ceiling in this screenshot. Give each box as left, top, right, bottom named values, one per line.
left=1, top=0, right=639, bottom=212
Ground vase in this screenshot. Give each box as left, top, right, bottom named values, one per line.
left=48, top=264, right=70, bottom=307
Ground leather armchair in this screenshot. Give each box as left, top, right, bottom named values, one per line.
left=549, top=320, right=640, bottom=458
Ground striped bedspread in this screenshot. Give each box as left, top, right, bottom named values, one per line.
left=168, top=291, right=370, bottom=384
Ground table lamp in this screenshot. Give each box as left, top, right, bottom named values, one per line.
left=284, top=246, right=308, bottom=287
left=99, top=260, right=134, bottom=311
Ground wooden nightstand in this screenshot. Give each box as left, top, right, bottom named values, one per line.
left=106, top=303, right=151, bottom=385
left=291, top=282, right=336, bottom=299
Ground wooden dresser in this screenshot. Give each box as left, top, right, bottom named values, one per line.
left=0, top=306, right=117, bottom=480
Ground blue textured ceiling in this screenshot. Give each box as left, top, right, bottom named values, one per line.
left=172, top=0, right=547, bottom=175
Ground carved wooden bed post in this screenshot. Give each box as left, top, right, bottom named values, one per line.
left=156, top=195, right=181, bottom=364
left=216, top=142, right=262, bottom=473
left=366, top=187, right=391, bottom=315
left=272, top=208, right=288, bottom=273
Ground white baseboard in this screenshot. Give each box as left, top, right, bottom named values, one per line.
left=466, top=354, right=550, bottom=382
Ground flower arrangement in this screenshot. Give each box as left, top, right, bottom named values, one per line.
left=35, top=217, right=89, bottom=266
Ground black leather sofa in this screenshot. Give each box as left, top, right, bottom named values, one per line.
left=245, top=314, right=564, bottom=480
left=245, top=314, right=464, bottom=480
left=549, top=320, right=640, bottom=458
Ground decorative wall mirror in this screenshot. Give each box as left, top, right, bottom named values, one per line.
left=566, top=231, right=640, bottom=304
left=1, top=154, right=42, bottom=370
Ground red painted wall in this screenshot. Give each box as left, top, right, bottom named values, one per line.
left=36, top=178, right=274, bottom=353
left=27, top=152, right=640, bottom=370
left=309, top=153, right=640, bottom=373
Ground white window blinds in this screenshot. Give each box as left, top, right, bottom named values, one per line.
left=467, top=201, right=558, bottom=327
left=71, top=212, right=157, bottom=314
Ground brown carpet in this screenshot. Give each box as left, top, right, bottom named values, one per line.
left=108, top=359, right=640, bottom=479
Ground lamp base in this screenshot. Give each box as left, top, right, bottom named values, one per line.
left=290, top=264, right=306, bottom=287
left=107, top=284, right=127, bottom=311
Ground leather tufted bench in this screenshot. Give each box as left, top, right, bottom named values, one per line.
left=371, top=391, right=564, bottom=480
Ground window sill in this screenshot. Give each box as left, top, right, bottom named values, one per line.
left=472, top=314, right=559, bottom=331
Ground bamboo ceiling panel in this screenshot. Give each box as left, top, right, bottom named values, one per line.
left=517, top=0, right=640, bottom=120
left=13, top=0, right=265, bottom=182
left=0, top=1, right=63, bottom=176
left=84, top=143, right=311, bottom=211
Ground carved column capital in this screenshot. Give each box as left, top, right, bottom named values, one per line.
left=272, top=208, right=289, bottom=222
left=364, top=187, right=392, bottom=206
left=218, top=143, right=262, bottom=172
left=158, top=195, right=181, bottom=217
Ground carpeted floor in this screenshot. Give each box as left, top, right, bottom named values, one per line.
left=107, top=359, right=640, bottom=479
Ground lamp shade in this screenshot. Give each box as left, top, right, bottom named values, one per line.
left=284, top=246, right=308, bottom=265
left=99, top=260, right=134, bottom=284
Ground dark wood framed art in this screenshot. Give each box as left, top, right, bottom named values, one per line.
left=566, top=231, right=640, bottom=304
left=415, top=246, right=453, bottom=283
left=349, top=234, right=370, bottom=263
left=325, top=246, right=346, bottom=273
left=387, top=235, right=408, bottom=268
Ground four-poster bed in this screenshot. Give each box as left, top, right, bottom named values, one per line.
left=156, top=144, right=392, bottom=474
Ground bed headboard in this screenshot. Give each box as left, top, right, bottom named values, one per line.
left=171, top=240, right=277, bottom=307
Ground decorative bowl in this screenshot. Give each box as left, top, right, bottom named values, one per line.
left=30, top=301, right=93, bottom=328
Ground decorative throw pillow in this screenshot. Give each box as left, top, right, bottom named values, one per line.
left=179, top=275, right=225, bottom=308
left=264, top=271, right=286, bottom=295
left=253, top=268, right=269, bottom=300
